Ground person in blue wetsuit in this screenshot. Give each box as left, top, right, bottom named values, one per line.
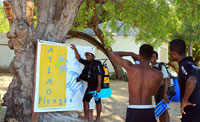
left=169, top=39, right=200, bottom=122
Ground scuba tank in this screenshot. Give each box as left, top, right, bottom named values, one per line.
left=100, top=59, right=110, bottom=88
left=103, top=64, right=109, bottom=88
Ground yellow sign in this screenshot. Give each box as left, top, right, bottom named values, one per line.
left=38, top=44, right=67, bottom=108
left=34, top=40, right=96, bottom=112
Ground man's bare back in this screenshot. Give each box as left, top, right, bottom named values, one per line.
left=111, top=51, right=162, bottom=105
left=127, top=64, right=162, bottom=105
left=111, top=44, right=161, bottom=122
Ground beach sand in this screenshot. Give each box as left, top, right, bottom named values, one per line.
left=0, top=73, right=181, bottom=122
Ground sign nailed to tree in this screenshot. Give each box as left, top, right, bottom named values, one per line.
left=34, top=40, right=95, bottom=112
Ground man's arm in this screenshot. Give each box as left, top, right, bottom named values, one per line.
left=163, top=77, right=170, bottom=102
left=110, top=52, right=136, bottom=69
left=70, top=44, right=80, bottom=60
left=161, top=65, right=170, bottom=102
left=130, top=52, right=139, bottom=61
left=181, top=75, right=197, bottom=114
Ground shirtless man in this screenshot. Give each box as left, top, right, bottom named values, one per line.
left=111, top=44, right=163, bottom=122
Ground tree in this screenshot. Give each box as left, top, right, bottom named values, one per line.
left=2, top=1, right=200, bottom=121
left=169, top=0, right=200, bottom=55
left=68, top=0, right=174, bottom=79
left=107, top=0, right=200, bottom=68
left=2, top=0, right=84, bottom=122
left=68, top=0, right=125, bottom=80
left=169, top=0, right=200, bottom=67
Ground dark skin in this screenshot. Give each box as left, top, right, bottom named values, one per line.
left=170, top=50, right=197, bottom=114
left=111, top=51, right=163, bottom=105
left=71, top=44, right=102, bottom=122
left=151, top=52, right=170, bottom=122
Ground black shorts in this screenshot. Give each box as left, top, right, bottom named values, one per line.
left=181, top=105, right=200, bottom=122
left=82, top=89, right=101, bottom=104
left=154, top=86, right=164, bottom=104
left=126, top=107, right=157, bottom=122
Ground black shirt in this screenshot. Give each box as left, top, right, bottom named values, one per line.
left=79, top=58, right=104, bottom=91
left=178, top=57, right=200, bottom=105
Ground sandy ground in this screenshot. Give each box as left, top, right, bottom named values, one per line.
left=0, top=73, right=181, bottom=122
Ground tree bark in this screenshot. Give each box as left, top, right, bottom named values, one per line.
left=189, top=41, right=193, bottom=56
left=89, top=0, right=125, bottom=80
left=92, top=27, right=125, bottom=80
left=68, top=30, right=107, bottom=55
left=3, top=0, right=84, bottom=122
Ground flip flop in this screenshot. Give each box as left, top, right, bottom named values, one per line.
left=89, top=88, right=112, bottom=98
left=154, top=94, right=175, bottom=117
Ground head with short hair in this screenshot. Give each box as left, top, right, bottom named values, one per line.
left=139, top=44, right=153, bottom=61
left=169, top=39, right=186, bottom=61
left=150, top=50, right=158, bottom=64
left=153, top=51, right=158, bottom=58
left=170, top=39, right=186, bottom=56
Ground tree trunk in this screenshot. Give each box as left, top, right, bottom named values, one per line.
left=107, top=49, right=125, bottom=80
left=85, top=0, right=125, bottom=80
left=93, top=27, right=125, bottom=80
left=68, top=30, right=125, bottom=80
left=189, top=41, right=193, bottom=56
left=3, top=0, right=84, bottom=122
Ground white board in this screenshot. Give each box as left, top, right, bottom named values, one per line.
left=34, top=40, right=95, bottom=112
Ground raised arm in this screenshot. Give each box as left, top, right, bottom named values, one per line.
left=70, top=44, right=80, bottom=61
left=131, top=52, right=139, bottom=61
left=110, top=51, right=136, bottom=70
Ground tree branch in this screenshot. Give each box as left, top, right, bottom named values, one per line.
left=92, top=1, right=98, bottom=26
left=19, top=0, right=26, bottom=20
left=90, top=0, right=107, bottom=47
left=68, top=30, right=108, bottom=56
left=9, top=0, right=22, bottom=20
left=54, top=0, right=84, bottom=42
left=97, top=0, right=104, bottom=23
left=35, top=0, right=55, bottom=40
left=52, top=0, right=64, bottom=22
left=93, top=27, right=106, bottom=47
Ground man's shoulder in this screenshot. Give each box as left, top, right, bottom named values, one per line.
left=93, top=60, right=102, bottom=66
left=125, top=64, right=140, bottom=73
left=152, top=68, right=163, bottom=77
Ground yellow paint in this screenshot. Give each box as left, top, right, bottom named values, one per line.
left=38, top=44, right=67, bottom=108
